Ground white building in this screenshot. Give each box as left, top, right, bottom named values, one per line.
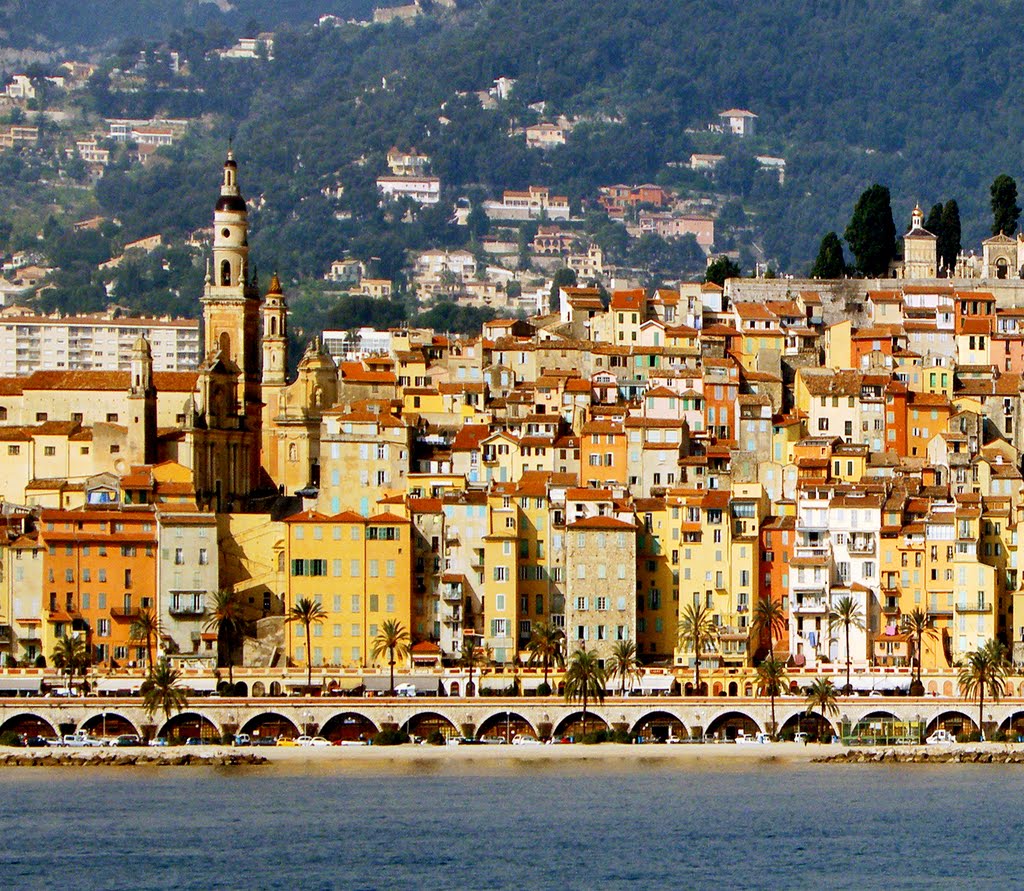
left=4, top=75, right=35, bottom=100
left=483, top=187, right=570, bottom=221
left=377, top=175, right=441, bottom=205
left=0, top=309, right=200, bottom=376
left=322, top=328, right=393, bottom=362
left=718, top=108, right=758, bottom=137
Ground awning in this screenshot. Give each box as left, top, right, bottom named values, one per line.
left=96, top=677, right=142, bottom=694
left=363, top=676, right=440, bottom=693
left=519, top=677, right=550, bottom=692
left=180, top=677, right=218, bottom=692
left=640, top=675, right=676, bottom=692
left=479, top=676, right=515, bottom=691
left=843, top=676, right=908, bottom=692
left=0, top=676, right=41, bottom=692
left=327, top=678, right=363, bottom=692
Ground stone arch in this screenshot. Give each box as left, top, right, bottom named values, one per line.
left=712, top=681, right=724, bottom=696
left=926, top=680, right=938, bottom=694
left=449, top=681, right=460, bottom=697
left=743, top=683, right=753, bottom=697
left=240, top=711, right=300, bottom=740
left=630, top=710, right=687, bottom=741
left=220, top=259, right=232, bottom=286
left=779, top=711, right=836, bottom=740
left=476, top=711, right=536, bottom=742
left=553, top=710, right=609, bottom=739
left=402, top=711, right=458, bottom=739
left=269, top=681, right=282, bottom=696
left=159, top=712, right=219, bottom=743
left=705, top=710, right=762, bottom=740
left=79, top=712, right=140, bottom=738
left=251, top=681, right=266, bottom=697
left=998, top=711, right=1024, bottom=737
left=942, top=680, right=953, bottom=696
left=320, top=711, right=379, bottom=743
left=232, top=682, right=248, bottom=697
left=0, top=713, right=57, bottom=738
left=219, top=331, right=231, bottom=360
left=926, top=709, right=978, bottom=736
left=728, top=681, right=738, bottom=697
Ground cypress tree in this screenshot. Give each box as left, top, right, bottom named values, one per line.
left=810, top=232, right=846, bottom=278
left=844, top=184, right=897, bottom=277
left=990, top=174, right=1020, bottom=236
left=939, top=200, right=962, bottom=273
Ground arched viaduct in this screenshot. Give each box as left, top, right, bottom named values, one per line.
left=2, top=696, right=1020, bottom=743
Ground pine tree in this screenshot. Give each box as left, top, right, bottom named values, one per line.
left=844, top=184, right=897, bottom=277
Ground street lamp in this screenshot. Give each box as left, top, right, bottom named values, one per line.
left=915, top=713, right=922, bottom=745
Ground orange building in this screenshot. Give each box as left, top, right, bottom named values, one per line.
left=759, top=514, right=794, bottom=660
left=40, top=506, right=157, bottom=668
left=579, top=419, right=627, bottom=487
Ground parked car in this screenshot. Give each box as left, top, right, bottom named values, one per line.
left=114, top=735, right=143, bottom=747
left=511, top=734, right=541, bottom=746
left=296, top=735, right=331, bottom=747
left=252, top=736, right=277, bottom=747
left=793, top=732, right=810, bottom=744
left=480, top=736, right=507, bottom=745
left=276, top=736, right=299, bottom=747
left=735, top=731, right=772, bottom=745
left=232, top=733, right=251, bottom=747
left=61, top=731, right=105, bottom=748
left=926, top=730, right=956, bottom=745
left=149, top=737, right=169, bottom=747
left=184, top=737, right=205, bottom=746
left=25, top=736, right=50, bottom=748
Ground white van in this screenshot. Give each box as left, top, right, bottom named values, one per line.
left=394, top=683, right=417, bottom=697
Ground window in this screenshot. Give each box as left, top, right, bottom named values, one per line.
left=174, top=548, right=184, bottom=565
left=7, top=445, right=18, bottom=456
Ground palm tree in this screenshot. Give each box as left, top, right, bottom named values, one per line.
left=828, top=595, right=864, bottom=694
left=371, top=619, right=411, bottom=695
left=563, top=648, right=607, bottom=737
left=751, top=597, right=787, bottom=662
left=51, top=632, right=89, bottom=692
left=606, top=639, right=642, bottom=697
left=288, top=597, right=327, bottom=691
left=141, top=658, right=189, bottom=727
left=204, top=589, right=242, bottom=686
left=901, top=607, right=933, bottom=688
left=677, top=602, right=718, bottom=694
left=130, top=609, right=161, bottom=675
left=805, top=677, right=840, bottom=741
left=458, top=637, right=488, bottom=696
left=526, top=621, right=565, bottom=691
left=958, top=639, right=1008, bottom=740
left=756, top=657, right=788, bottom=737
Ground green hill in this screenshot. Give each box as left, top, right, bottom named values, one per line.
left=30, top=1, right=1024, bottom=277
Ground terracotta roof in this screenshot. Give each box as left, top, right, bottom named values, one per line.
left=567, top=516, right=635, bottom=530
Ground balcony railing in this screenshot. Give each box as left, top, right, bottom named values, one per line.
left=848, top=537, right=876, bottom=556
left=793, top=598, right=828, bottom=613
left=169, top=604, right=206, bottom=617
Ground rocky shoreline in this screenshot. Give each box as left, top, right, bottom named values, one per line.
left=0, top=749, right=268, bottom=767
left=815, top=747, right=1024, bottom=765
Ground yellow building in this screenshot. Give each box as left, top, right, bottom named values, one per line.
left=284, top=509, right=412, bottom=670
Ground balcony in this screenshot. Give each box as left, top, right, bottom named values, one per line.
left=110, top=606, right=139, bottom=619
left=848, top=535, right=876, bottom=556
left=955, top=601, right=990, bottom=614
left=444, top=607, right=462, bottom=625
left=169, top=604, right=206, bottom=617
left=441, top=585, right=462, bottom=602
left=792, top=598, right=828, bottom=614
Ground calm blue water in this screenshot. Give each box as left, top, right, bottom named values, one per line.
left=3, top=761, right=1024, bottom=889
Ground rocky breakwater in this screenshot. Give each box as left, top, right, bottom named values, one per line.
left=814, top=747, right=1024, bottom=765
left=0, top=749, right=268, bottom=767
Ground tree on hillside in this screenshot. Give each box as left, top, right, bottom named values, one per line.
left=704, top=255, right=740, bottom=286
left=938, top=200, right=962, bottom=273
left=549, top=266, right=577, bottom=311
left=991, top=174, right=1021, bottom=236
left=809, top=232, right=846, bottom=278
left=924, top=202, right=943, bottom=238
left=844, top=184, right=897, bottom=277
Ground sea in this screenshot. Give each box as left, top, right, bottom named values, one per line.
left=4, top=761, right=1024, bottom=889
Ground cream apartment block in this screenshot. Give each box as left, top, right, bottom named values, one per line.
left=0, top=309, right=200, bottom=375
